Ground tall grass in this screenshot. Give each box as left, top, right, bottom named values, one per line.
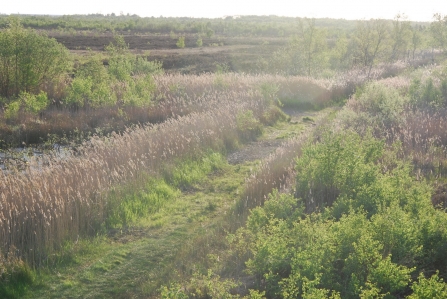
left=1, top=61, right=415, bottom=148
left=335, top=63, right=447, bottom=179
left=0, top=88, right=269, bottom=266
left=0, top=62, right=418, bottom=267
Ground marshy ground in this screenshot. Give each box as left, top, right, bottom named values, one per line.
left=24, top=107, right=329, bottom=299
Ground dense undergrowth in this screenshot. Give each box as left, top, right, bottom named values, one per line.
left=0, top=61, right=416, bottom=149
left=2, top=14, right=447, bottom=298
left=158, top=62, right=447, bottom=298
left=0, top=78, right=290, bottom=298
left=1, top=14, right=444, bottom=148
left=5, top=63, right=447, bottom=298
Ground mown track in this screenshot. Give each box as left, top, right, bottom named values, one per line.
left=24, top=107, right=333, bottom=298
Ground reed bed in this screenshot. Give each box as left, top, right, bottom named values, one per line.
left=1, top=62, right=414, bottom=148
left=335, top=63, right=447, bottom=179
left=0, top=89, right=268, bottom=266
left=0, top=73, right=333, bottom=148
left=398, top=109, right=447, bottom=177
left=0, top=63, right=418, bottom=265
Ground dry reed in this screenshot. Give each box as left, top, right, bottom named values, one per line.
left=0, top=88, right=267, bottom=266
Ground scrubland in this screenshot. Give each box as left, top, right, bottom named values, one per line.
left=1, top=14, right=447, bottom=299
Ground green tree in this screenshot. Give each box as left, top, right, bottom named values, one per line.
left=0, top=17, right=70, bottom=100
left=430, top=13, right=447, bottom=55
left=176, top=36, right=185, bottom=48
left=296, top=18, right=328, bottom=76
left=410, top=26, right=423, bottom=60
left=389, top=14, right=411, bottom=62
left=328, top=34, right=352, bottom=71
left=353, top=19, right=389, bottom=78
left=408, top=272, right=447, bottom=299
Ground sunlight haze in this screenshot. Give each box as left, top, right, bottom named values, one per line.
left=1, top=0, right=446, bottom=21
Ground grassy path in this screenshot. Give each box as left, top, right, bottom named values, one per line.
left=24, top=108, right=332, bottom=299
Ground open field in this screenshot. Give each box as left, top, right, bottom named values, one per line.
left=49, top=32, right=287, bottom=73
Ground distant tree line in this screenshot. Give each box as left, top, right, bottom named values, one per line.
left=261, top=14, right=447, bottom=77
left=0, top=14, right=427, bottom=38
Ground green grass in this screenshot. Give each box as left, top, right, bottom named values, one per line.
left=22, top=151, right=257, bottom=299
left=0, top=261, right=34, bottom=299
left=106, top=178, right=180, bottom=228
left=15, top=109, right=318, bottom=298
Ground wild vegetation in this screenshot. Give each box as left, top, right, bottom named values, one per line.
left=0, top=14, right=445, bottom=147
left=1, top=13, right=447, bottom=299
left=156, top=66, right=447, bottom=299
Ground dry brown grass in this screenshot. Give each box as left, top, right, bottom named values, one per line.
left=335, top=63, right=447, bottom=180
left=1, top=62, right=412, bottom=148
left=0, top=87, right=269, bottom=266
left=0, top=64, right=414, bottom=265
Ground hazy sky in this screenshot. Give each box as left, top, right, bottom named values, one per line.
left=1, top=0, right=446, bottom=22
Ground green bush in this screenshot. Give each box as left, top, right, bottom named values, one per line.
left=236, top=110, right=263, bottom=141
left=0, top=17, right=70, bottom=100
left=132, top=56, right=163, bottom=76
left=236, top=131, right=446, bottom=298
left=160, top=282, right=188, bottom=299
left=3, top=91, right=49, bottom=119
left=64, top=76, right=94, bottom=107
left=176, top=36, right=185, bottom=48
left=260, top=105, right=290, bottom=125
left=64, top=37, right=161, bottom=108
left=121, top=74, right=156, bottom=107
left=409, top=78, right=446, bottom=108
left=355, top=82, right=409, bottom=129
left=196, top=37, right=203, bottom=47
left=21, top=91, right=49, bottom=114
left=408, top=272, right=447, bottom=299
left=4, top=100, right=21, bottom=119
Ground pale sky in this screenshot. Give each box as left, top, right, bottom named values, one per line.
left=1, top=0, right=446, bottom=22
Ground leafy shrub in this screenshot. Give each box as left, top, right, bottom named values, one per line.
left=354, top=82, right=409, bottom=130
left=176, top=36, right=185, bottom=49
left=296, top=131, right=383, bottom=214
left=196, top=37, right=203, bottom=47
left=132, top=56, right=163, bottom=76
left=160, top=282, right=188, bottom=299
left=3, top=91, right=49, bottom=119
left=409, top=78, right=445, bottom=108
left=21, top=91, right=49, bottom=114
left=4, top=100, right=21, bottom=119
left=260, top=105, right=290, bottom=125
left=408, top=272, right=447, bottom=299
left=121, top=74, right=156, bottom=107
left=236, top=129, right=446, bottom=298
left=236, top=110, right=263, bottom=141
left=0, top=17, right=70, bottom=100
left=64, top=76, right=94, bottom=107
left=64, top=37, right=161, bottom=109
